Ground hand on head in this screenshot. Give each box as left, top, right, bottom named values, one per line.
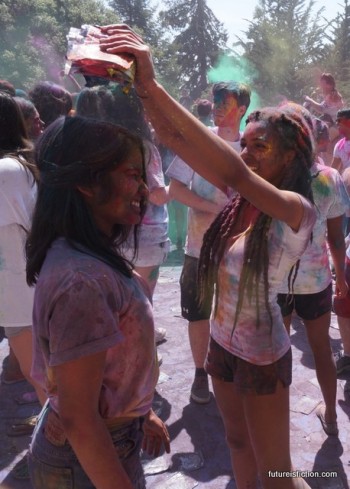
left=99, top=25, right=156, bottom=97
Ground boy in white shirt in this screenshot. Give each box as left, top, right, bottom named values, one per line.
left=332, top=109, right=350, bottom=174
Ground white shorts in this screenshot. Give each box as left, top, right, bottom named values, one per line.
left=123, top=240, right=171, bottom=267
left=4, top=325, right=32, bottom=338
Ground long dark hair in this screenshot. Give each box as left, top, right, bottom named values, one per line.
left=29, top=81, right=72, bottom=126
left=26, top=116, right=147, bottom=285
left=198, top=107, right=314, bottom=330
left=0, top=91, right=37, bottom=181
left=76, top=84, right=153, bottom=141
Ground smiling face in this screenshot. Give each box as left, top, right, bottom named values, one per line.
left=240, top=121, right=294, bottom=186
left=82, top=146, right=149, bottom=236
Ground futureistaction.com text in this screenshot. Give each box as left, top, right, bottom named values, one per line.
left=268, top=470, right=338, bottom=478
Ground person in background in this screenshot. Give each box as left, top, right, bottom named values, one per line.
left=314, top=117, right=331, bottom=165
left=0, top=91, right=46, bottom=407
left=166, top=81, right=251, bottom=404
left=277, top=103, right=348, bottom=437
left=196, top=98, right=213, bottom=126
left=14, top=97, right=45, bottom=141
left=332, top=109, right=350, bottom=174
left=0, top=79, right=16, bottom=96
left=29, top=81, right=73, bottom=126
left=333, top=166, right=350, bottom=378
left=305, top=73, right=344, bottom=121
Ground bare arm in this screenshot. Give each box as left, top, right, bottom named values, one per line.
left=169, top=178, right=222, bottom=214
left=327, top=215, right=348, bottom=298
left=148, top=185, right=171, bottom=205
left=54, top=351, right=134, bottom=489
left=331, top=156, right=343, bottom=173
left=100, top=26, right=307, bottom=231
left=304, top=96, right=324, bottom=114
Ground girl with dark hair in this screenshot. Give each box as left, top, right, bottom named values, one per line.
left=14, top=97, right=44, bottom=141
left=26, top=116, right=170, bottom=489
left=305, top=72, right=344, bottom=121
left=28, top=81, right=73, bottom=126
left=100, top=26, right=316, bottom=489
left=0, top=91, right=46, bottom=405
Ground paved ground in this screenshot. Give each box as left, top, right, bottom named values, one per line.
left=0, top=248, right=349, bottom=489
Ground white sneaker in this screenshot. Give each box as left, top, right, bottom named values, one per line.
left=155, top=327, right=167, bottom=345
left=157, top=351, right=163, bottom=367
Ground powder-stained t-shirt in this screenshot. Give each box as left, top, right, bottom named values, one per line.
left=31, top=238, right=158, bottom=419
left=279, top=162, right=349, bottom=294
left=333, top=138, right=350, bottom=173
left=166, top=127, right=241, bottom=258
left=210, top=197, right=316, bottom=365
left=137, top=144, right=168, bottom=245
left=0, top=157, right=36, bottom=326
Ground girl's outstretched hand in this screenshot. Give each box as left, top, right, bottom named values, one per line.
left=142, top=408, right=171, bottom=457
left=99, top=24, right=156, bottom=97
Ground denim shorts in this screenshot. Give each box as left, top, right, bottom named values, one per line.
left=28, top=405, right=145, bottom=489
left=123, top=240, right=171, bottom=267
left=205, top=336, right=292, bottom=395
left=180, top=255, right=211, bottom=321
left=277, top=283, right=332, bottom=320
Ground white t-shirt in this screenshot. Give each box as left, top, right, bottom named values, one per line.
left=122, top=144, right=168, bottom=252
left=0, top=157, right=37, bottom=326
left=211, top=197, right=316, bottom=365
left=333, top=137, right=350, bottom=173
left=279, top=162, right=349, bottom=294
left=166, top=127, right=241, bottom=258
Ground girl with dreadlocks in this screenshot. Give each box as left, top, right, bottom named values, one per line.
left=100, top=25, right=316, bottom=489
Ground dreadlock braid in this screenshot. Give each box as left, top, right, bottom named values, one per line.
left=198, top=106, right=315, bottom=335
left=198, top=195, right=245, bottom=310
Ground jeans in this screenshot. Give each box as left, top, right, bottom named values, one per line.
left=28, top=405, right=145, bottom=489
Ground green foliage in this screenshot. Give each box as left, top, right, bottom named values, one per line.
left=160, top=0, right=228, bottom=99
left=108, top=0, right=160, bottom=44
left=107, top=0, right=181, bottom=96
left=0, top=0, right=119, bottom=90
left=325, top=0, right=350, bottom=103
left=236, top=0, right=328, bottom=105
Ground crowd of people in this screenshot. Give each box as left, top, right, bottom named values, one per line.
left=0, top=23, right=350, bottom=489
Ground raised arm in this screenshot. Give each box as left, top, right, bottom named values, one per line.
left=304, top=96, right=324, bottom=114
left=100, top=26, right=307, bottom=230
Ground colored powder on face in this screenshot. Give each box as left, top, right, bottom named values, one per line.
left=208, top=54, right=261, bottom=130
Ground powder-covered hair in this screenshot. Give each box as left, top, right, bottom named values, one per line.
left=26, top=116, right=147, bottom=285
left=198, top=107, right=314, bottom=331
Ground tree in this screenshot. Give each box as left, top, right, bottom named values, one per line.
left=108, top=0, right=159, bottom=44
left=236, top=0, right=328, bottom=105
left=0, top=0, right=120, bottom=90
left=160, top=0, right=228, bottom=99
left=325, top=0, right=350, bottom=102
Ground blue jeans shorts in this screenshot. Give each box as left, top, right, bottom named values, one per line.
left=28, top=404, right=145, bottom=489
